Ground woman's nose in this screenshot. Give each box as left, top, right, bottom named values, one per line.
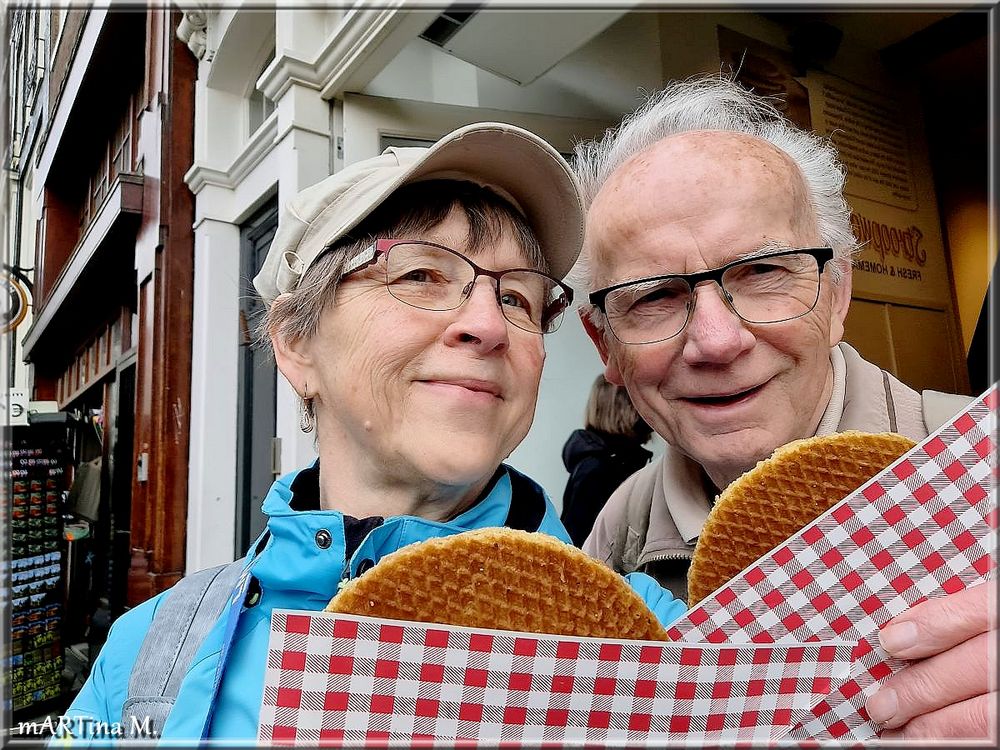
left=444, top=277, right=510, bottom=353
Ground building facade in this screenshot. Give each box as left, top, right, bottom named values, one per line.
left=11, top=5, right=197, bottom=612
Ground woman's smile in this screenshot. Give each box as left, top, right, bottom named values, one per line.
left=416, top=378, right=504, bottom=404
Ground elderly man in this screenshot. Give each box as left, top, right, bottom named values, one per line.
left=574, top=76, right=994, bottom=740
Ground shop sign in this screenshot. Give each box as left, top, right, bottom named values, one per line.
left=851, top=211, right=927, bottom=280
left=7, top=389, right=28, bottom=426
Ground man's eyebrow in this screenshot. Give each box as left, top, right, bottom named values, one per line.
left=731, top=240, right=796, bottom=262
left=603, top=240, right=804, bottom=289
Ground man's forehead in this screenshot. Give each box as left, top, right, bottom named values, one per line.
left=609, top=130, right=798, bottom=186
left=588, top=129, right=812, bottom=231
left=585, top=130, right=819, bottom=286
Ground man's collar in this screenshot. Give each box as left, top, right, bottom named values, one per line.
left=657, top=451, right=714, bottom=544
left=815, top=344, right=847, bottom=436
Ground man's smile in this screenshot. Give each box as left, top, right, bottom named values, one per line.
left=678, top=380, right=770, bottom=409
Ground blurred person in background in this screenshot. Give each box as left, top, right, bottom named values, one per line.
left=561, top=375, right=653, bottom=546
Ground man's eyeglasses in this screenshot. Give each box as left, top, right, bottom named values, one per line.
left=341, top=239, right=575, bottom=335
left=588, top=247, right=835, bottom=345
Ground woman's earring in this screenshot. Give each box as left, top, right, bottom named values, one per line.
left=299, top=383, right=315, bottom=434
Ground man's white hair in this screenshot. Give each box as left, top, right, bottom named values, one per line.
left=570, top=74, right=858, bottom=318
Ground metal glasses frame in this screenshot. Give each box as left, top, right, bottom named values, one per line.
left=341, top=238, right=575, bottom=334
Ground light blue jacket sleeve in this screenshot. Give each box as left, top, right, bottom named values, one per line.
left=55, top=592, right=166, bottom=740
left=625, top=571, right=687, bottom=628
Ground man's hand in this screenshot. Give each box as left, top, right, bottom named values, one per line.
left=865, top=583, right=996, bottom=740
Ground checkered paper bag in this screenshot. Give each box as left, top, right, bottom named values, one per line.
left=258, top=611, right=853, bottom=744
left=666, top=386, right=997, bottom=741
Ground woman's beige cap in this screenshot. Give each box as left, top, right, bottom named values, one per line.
left=253, top=122, right=584, bottom=305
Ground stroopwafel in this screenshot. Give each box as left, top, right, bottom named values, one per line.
left=687, top=430, right=916, bottom=606
left=327, top=527, right=669, bottom=641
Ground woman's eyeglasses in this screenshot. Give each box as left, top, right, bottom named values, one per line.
left=341, top=239, right=575, bottom=335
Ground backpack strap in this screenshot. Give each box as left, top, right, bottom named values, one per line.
left=122, top=558, right=246, bottom=737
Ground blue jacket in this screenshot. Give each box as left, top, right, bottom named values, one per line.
left=63, top=465, right=685, bottom=741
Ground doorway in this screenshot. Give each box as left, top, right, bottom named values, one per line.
left=236, top=199, right=279, bottom=554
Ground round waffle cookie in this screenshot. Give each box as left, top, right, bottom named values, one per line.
left=687, top=430, right=916, bottom=606
left=327, top=527, right=669, bottom=641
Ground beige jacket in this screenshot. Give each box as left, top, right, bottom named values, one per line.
left=582, top=343, right=972, bottom=602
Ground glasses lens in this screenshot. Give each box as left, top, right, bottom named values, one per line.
left=604, top=277, right=691, bottom=344
left=722, top=252, right=822, bottom=324
left=499, top=271, right=570, bottom=334
left=384, top=243, right=472, bottom=311
left=384, top=242, right=569, bottom=335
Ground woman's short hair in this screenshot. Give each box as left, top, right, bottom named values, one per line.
left=584, top=374, right=653, bottom=444
left=260, top=179, right=545, bottom=350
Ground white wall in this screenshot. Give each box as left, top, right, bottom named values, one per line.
left=187, top=218, right=241, bottom=568
left=504, top=311, right=665, bottom=509
left=506, top=314, right=604, bottom=507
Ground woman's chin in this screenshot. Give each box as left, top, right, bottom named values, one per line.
left=413, top=448, right=505, bottom=491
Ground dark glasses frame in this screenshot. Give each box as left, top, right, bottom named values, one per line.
left=588, top=246, right=835, bottom=345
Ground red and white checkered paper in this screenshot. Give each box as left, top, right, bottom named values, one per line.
left=258, top=611, right=852, bottom=744
left=666, top=385, right=997, bottom=741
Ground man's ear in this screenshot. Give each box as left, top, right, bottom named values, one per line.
left=828, top=263, right=853, bottom=347
left=579, top=308, right=625, bottom=386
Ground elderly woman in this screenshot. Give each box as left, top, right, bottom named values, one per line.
left=59, top=123, right=685, bottom=742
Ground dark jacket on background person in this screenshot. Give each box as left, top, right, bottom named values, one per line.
left=561, top=429, right=652, bottom=546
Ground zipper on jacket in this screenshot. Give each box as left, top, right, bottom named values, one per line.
left=640, top=552, right=693, bottom=565
left=337, top=565, right=352, bottom=590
